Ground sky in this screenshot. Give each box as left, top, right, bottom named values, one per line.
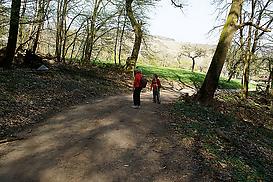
left=148, top=0, right=221, bottom=45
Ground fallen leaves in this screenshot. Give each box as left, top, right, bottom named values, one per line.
left=0, top=65, right=132, bottom=140
left=168, top=91, right=273, bottom=181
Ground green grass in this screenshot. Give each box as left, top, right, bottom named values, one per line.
left=172, top=100, right=273, bottom=181
left=138, top=65, right=242, bottom=89
left=88, top=61, right=254, bottom=90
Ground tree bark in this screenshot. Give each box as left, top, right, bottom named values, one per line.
left=118, top=16, right=127, bottom=65
left=114, top=10, right=122, bottom=65
left=197, top=0, right=243, bottom=104
left=191, top=58, right=195, bottom=72
left=32, top=0, right=50, bottom=53
left=266, top=67, right=272, bottom=93
left=242, top=0, right=257, bottom=98
left=83, top=0, right=102, bottom=64
left=55, top=0, right=63, bottom=62
left=61, top=1, right=68, bottom=63
left=18, top=0, right=27, bottom=46
left=227, top=59, right=241, bottom=82
left=270, top=66, right=273, bottom=112
left=242, top=24, right=252, bottom=98
left=125, top=0, right=143, bottom=70
left=2, top=0, right=22, bottom=69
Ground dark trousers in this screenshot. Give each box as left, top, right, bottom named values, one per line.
left=133, top=87, right=141, bottom=106
left=153, top=88, right=160, bottom=103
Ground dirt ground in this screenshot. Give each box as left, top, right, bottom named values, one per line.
left=0, top=89, right=208, bottom=182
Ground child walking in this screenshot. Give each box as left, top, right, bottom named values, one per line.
left=150, top=74, right=161, bottom=104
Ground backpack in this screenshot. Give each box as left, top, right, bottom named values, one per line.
left=140, top=76, right=148, bottom=88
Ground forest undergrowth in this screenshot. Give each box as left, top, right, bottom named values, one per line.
left=168, top=92, right=273, bottom=181
left=0, top=64, right=132, bottom=141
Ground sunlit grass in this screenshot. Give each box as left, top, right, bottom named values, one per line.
left=138, top=65, right=243, bottom=89
left=90, top=62, right=254, bottom=90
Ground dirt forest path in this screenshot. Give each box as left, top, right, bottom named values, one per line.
left=0, top=90, right=204, bottom=182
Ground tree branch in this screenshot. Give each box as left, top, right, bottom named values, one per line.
left=237, top=21, right=271, bottom=32
left=170, top=0, right=185, bottom=8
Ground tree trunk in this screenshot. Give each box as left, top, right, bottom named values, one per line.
left=242, top=0, right=271, bottom=98
left=83, top=0, right=102, bottom=64
left=32, top=0, right=50, bottom=53
left=242, top=26, right=252, bottom=98
left=67, top=22, right=84, bottom=61
left=32, top=0, right=43, bottom=53
left=118, top=16, right=127, bottom=65
left=227, top=73, right=233, bottom=82
left=114, top=10, right=122, bottom=65
left=227, top=58, right=241, bottom=82
left=83, top=20, right=95, bottom=64
left=70, top=37, right=77, bottom=61
left=2, top=0, right=22, bottom=69
left=242, top=57, right=250, bottom=97
left=266, top=68, right=272, bottom=93
left=191, top=58, right=195, bottom=72
left=61, top=21, right=67, bottom=63
left=55, top=0, right=63, bottom=62
left=197, top=0, right=243, bottom=104
left=125, top=0, right=143, bottom=70
left=61, top=1, right=68, bottom=63
left=18, top=0, right=27, bottom=46
left=242, top=0, right=258, bottom=98
left=270, top=72, right=273, bottom=112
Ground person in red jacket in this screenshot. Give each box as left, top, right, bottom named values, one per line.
left=132, top=69, right=143, bottom=109
left=150, top=74, right=161, bottom=104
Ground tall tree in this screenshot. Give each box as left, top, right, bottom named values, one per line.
left=118, top=14, right=127, bottom=65
left=55, top=0, right=68, bottom=62
left=31, top=0, right=51, bottom=53
left=82, top=0, right=118, bottom=64
left=197, top=0, right=244, bottom=104
left=124, top=0, right=143, bottom=70
left=241, top=0, right=272, bottom=98
left=83, top=0, right=102, bottom=64
left=113, top=7, right=124, bottom=65
left=2, top=0, right=22, bottom=69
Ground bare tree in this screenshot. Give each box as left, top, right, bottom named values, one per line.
left=179, top=45, right=206, bottom=72
left=31, top=0, right=51, bottom=53
left=241, top=0, right=272, bottom=98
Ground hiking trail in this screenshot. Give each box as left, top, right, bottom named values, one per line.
left=0, top=89, right=206, bottom=182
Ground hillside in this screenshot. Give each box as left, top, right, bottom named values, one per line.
left=139, top=35, right=216, bottom=71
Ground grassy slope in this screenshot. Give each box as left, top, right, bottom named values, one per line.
left=138, top=65, right=242, bottom=89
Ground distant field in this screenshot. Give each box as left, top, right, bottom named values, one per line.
left=138, top=65, right=245, bottom=89
left=93, top=62, right=254, bottom=90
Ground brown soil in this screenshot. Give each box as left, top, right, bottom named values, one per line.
left=0, top=66, right=131, bottom=140
left=0, top=90, right=210, bottom=182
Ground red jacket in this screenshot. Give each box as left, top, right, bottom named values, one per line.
left=134, top=72, right=142, bottom=88
left=150, top=78, right=161, bottom=90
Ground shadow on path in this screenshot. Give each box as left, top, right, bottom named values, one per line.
left=0, top=90, right=206, bottom=182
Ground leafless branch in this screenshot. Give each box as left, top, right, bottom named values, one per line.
left=237, top=21, right=271, bottom=32
left=170, top=0, right=186, bottom=9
